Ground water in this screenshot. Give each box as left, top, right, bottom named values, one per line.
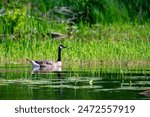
left=0, top=65, right=150, bottom=100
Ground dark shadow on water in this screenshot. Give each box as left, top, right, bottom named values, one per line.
left=0, top=66, right=150, bottom=100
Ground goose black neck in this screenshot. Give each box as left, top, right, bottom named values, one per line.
left=57, top=47, right=61, bottom=61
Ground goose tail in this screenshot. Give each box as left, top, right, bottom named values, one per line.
left=26, top=59, right=40, bottom=67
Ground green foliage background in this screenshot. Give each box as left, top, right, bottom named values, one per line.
left=0, top=0, right=150, bottom=34
left=0, top=0, right=149, bottom=69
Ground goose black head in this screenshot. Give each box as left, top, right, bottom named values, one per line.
left=59, top=45, right=66, bottom=49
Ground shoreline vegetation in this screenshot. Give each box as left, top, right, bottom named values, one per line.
left=0, top=23, right=149, bottom=69
left=0, top=0, right=150, bottom=70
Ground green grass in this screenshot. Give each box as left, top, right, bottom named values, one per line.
left=0, top=22, right=149, bottom=70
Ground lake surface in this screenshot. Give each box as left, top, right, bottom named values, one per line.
left=0, top=65, right=150, bottom=100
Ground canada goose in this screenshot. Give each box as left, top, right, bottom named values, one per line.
left=27, top=44, right=66, bottom=68
left=50, top=26, right=76, bottom=40
left=51, top=32, right=67, bottom=39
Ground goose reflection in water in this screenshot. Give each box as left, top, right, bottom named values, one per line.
left=31, top=66, right=62, bottom=80
left=30, top=66, right=64, bottom=96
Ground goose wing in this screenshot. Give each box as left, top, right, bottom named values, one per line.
left=35, top=60, right=54, bottom=67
